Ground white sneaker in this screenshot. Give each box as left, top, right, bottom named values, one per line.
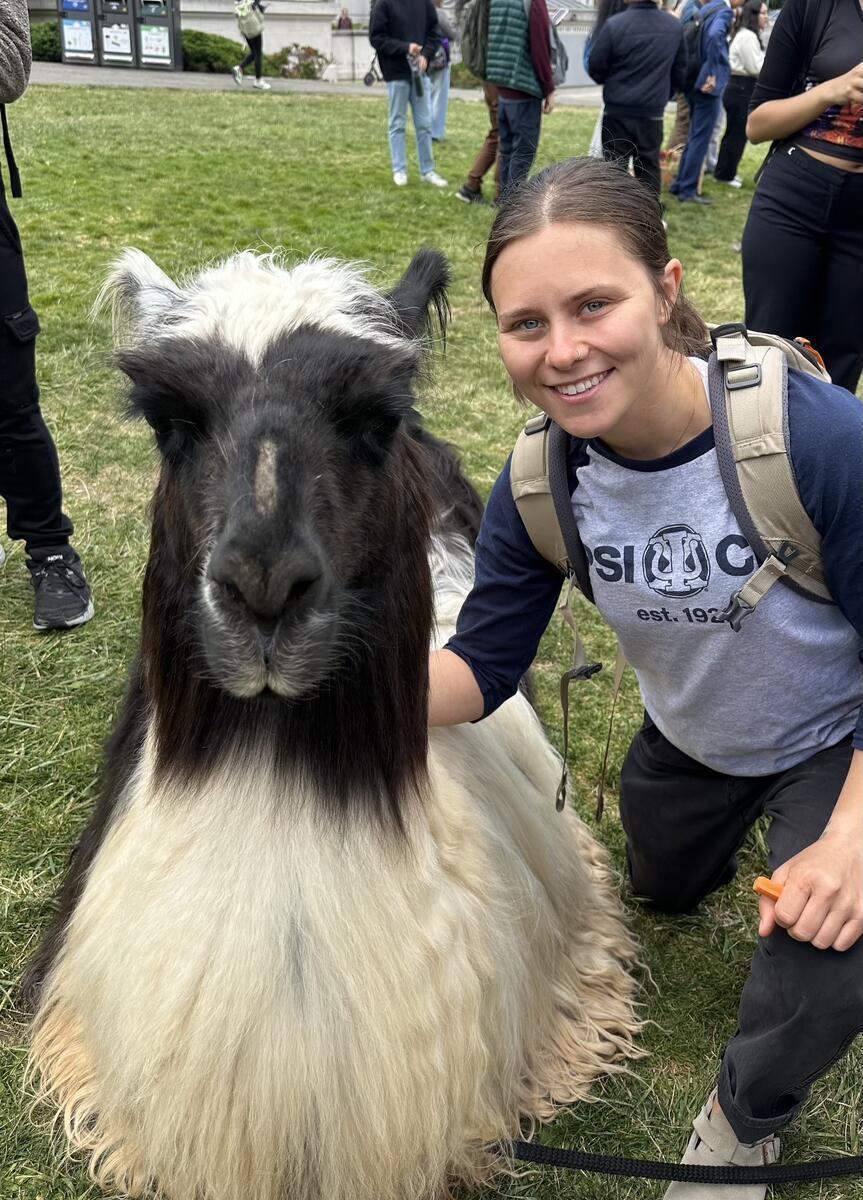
left=393, top=170, right=408, bottom=186
left=0, top=543, right=5, bottom=568
left=719, top=176, right=743, bottom=188
left=421, top=171, right=448, bottom=188
left=232, top=65, right=243, bottom=85
left=253, top=79, right=271, bottom=90
left=664, top=1091, right=780, bottom=1200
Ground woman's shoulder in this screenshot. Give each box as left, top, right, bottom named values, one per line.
left=787, top=369, right=863, bottom=473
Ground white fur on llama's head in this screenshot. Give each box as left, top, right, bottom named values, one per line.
left=96, top=248, right=410, bottom=363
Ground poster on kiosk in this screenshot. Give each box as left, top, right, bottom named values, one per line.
left=96, top=0, right=137, bottom=64
left=58, top=0, right=98, bottom=63
left=134, top=0, right=182, bottom=69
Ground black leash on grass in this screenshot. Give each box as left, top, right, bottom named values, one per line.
left=504, top=1139, right=863, bottom=1184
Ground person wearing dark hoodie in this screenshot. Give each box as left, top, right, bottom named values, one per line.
left=588, top=0, right=688, bottom=194
left=369, top=0, right=448, bottom=187
left=0, top=0, right=94, bottom=630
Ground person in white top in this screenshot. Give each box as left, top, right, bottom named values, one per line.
left=714, top=0, right=767, bottom=184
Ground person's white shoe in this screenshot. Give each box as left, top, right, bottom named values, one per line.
left=420, top=171, right=448, bottom=188
left=718, top=176, right=743, bottom=188
left=0, top=543, right=5, bottom=568
left=393, top=170, right=408, bottom=186
left=232, top=65, right=243, bottom=85
left=253, top=79, right=271, bottom=90
left=664, top=1091, right=780, bottom=1200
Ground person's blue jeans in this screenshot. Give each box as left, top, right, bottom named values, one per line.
left=498, top=97, right=542, bottom=197
left=430, top=64, right=450, bottom=141
left=386, top=79, right=434, bottom=176
left=671, top=90, right=721, bottom=200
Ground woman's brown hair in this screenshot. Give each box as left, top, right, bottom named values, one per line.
left=481, top=156, right=710, bottom=359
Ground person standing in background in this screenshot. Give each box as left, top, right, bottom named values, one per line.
left=713, top=0, right=767, bottom=185
left=0, top=0, right=95, bottom=630
left=585, top=0, right=627, bottom=158
left=369, top=0, right=449, bottom=187
left=669, top=0, right=733, bottom=203
left=588, top=0, right=687, bottom=194
left=484, top=0, right=555, bottom=197
left=743, top=0, right=863, bottom=394
left=233, top=0, right=271, bottom=90
left=430, top=0, right=456, bottom=141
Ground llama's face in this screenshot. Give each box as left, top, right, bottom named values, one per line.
left=107, top=250, right=447, bottom=700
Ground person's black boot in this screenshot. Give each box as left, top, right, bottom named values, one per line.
left=28, top=548, right=94, bottom=631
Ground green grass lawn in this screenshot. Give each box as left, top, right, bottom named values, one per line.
left=0, top=84, right=860, bottom=1200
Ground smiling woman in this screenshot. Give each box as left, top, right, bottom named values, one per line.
left=430, top=156, right=863, bottom=1200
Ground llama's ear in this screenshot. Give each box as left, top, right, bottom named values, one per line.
left=387, top=249, right=450, bottom=347
left=94, top=248, right=182, bottom=346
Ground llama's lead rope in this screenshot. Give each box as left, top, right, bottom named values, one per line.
left=503, top=1138, right=863, bottom=1183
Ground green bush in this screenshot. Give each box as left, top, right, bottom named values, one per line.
left=449, top=60, right=482, bottom=89
left=180, top=28, right=247, bottom=73
left=30, top=20, right=62, bottom=63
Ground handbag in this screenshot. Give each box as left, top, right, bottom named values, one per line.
left=236, top=1, right=264, bottom=38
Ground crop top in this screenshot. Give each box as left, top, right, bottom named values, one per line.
left=750, top=0, right=863, bottom=165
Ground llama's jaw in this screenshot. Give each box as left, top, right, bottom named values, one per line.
left=199, top=580, right=342, bottom=699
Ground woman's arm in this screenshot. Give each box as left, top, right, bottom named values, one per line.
left=428, top=649, right=485, bottom=726
left=747, top=66, right=863, bottom=142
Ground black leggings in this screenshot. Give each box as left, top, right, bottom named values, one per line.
left=240, top=33, right=262, bottom=79
left=715, top=74, right=755, bottom=182
left=0, top=189, right=73, bottom=555
left=742, top=145, right=863, bottom=394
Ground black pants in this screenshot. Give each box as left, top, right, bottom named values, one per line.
left=498, top=97, right=541, bottom=198
left=620, top=716, right=862, bottom=1143
left=742, top=145, right=863, bottom=394
left=0, top=186, right=73, bottom=556
left=240, top=33, right=263, bottom=79
left=715, top=74, right=755, bottom=182
left=601, top=111, right=663, bottom=195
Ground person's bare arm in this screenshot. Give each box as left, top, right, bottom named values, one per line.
left=428, top=649, right=484, bottom=726
left=747, top=62, right=863, bottom=143
left=0, top=0, right=32, bottom=104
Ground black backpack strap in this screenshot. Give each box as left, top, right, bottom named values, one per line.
left=1, top=105, right=22, bottom=198
left=547, top=420, right=594, bottom=603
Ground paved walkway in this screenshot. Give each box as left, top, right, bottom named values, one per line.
left=31, top=60, right=603, bottom=105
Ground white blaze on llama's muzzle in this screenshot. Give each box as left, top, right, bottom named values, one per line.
left=199, top=540, right=340, bottom=699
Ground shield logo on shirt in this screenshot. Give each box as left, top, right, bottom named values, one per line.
left=643, top=524, right=711, bottom=598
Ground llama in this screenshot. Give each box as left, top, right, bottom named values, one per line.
left=24, top=247, right=641, bottom=1200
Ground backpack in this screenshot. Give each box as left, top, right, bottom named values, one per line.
left=460, top=0, right=491, bottom=78
left=509, top=325, right=834, bottom=812
left=236, top=0, right=264, bottom=38
left=521, top=0, right=569, bottom=88
left=680, top=1, right=717, bottom=94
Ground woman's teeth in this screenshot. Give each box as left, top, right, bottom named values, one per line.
left=557, top=370, right=610, bottom=396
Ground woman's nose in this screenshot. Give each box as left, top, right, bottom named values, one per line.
left=545, top=325, right=587, bottom=372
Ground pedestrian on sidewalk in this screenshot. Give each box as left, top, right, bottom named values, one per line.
left=0, top=0, right=94, bottom=630
left=369, top=0, right=448, bottom=187
left=587, top=0, right=687, bottom=195
left=233, top=0, right=271, bottom=90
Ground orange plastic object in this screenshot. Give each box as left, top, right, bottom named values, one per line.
left=753, top=876, right=784, bottom=902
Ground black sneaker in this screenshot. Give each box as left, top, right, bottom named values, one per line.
left=29, top=550, right=95, bottom=631
left=455, top=184, right=486, bottom=205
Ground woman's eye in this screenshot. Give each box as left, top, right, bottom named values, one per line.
left=583, top=300, right=606, bottom=315
left=516, top=318, right=542, bottom=331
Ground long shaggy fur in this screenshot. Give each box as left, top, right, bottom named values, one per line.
left=27, top=249, right=642, bottom=1200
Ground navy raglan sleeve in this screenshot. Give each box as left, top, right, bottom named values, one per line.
left=444, top=455, right=565, bottom=718
left=787, top=371, right=863, bottom=748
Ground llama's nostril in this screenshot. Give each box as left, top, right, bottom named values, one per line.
left=286, top=575, right=318, bottom=606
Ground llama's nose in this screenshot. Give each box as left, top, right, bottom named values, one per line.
left=208, top=541, right=325, bottom=627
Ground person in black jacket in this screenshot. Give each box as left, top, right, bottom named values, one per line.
left=369, top=0, right=448, bottom=187
left=0, top=0, right=94, bottom=630
left=588, top=0, right=687, bottom=194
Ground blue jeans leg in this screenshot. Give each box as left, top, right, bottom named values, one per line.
left=430, top=64, right=450, bottom=140
left=498, top=97, right=542, bottom=197
left=408, top=80, right=435, bottom=175
left=387, top=80, right=410, bottom=175
left=673, top=91, right=721, bottom=200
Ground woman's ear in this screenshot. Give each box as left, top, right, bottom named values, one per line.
left=658, top=258, right=684, bottom=326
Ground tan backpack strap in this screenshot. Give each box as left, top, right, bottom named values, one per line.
left=511, top=416, right=570, bottom=574
left=709, top=327, right=833, bottom=629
